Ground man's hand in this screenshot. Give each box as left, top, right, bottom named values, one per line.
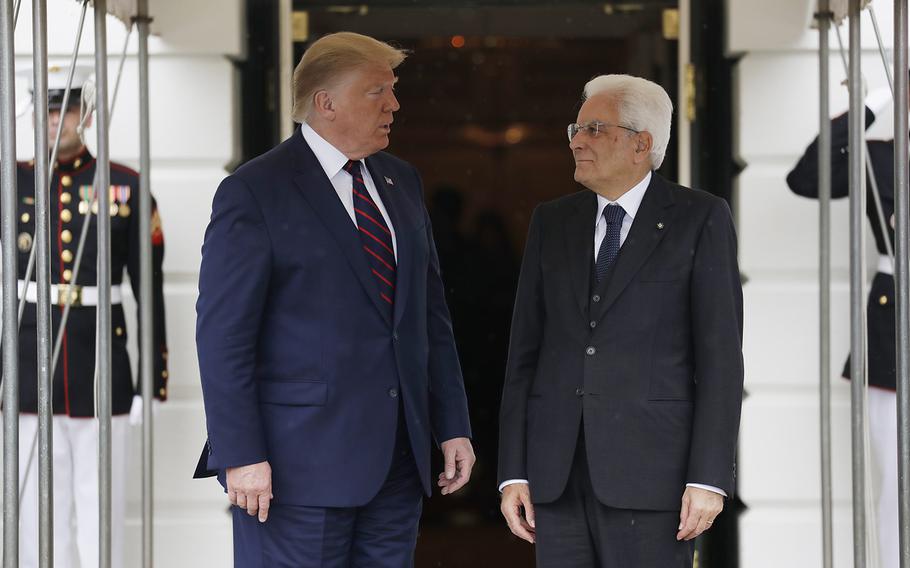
left=226, top=460, right=272, bottom=523
left=500, top=483, right=535, bottom=544
left=437, top=437, right=475, bottom=495
left=677, top=486, right=723, bottom=541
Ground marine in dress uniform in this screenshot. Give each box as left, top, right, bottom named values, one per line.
left=786, top=88, right=899, bottom=568
left=5, top=65, right=168, bottom=568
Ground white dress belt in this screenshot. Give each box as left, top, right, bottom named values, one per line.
left=16, top=280, right=123, bottom=306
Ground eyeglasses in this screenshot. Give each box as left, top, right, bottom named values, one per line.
left=567, top=121, right=639, bottom=142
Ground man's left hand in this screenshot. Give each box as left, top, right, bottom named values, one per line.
left=437, top=437, right=475, bottom=495
left=677, top=486, right=723, bottom=541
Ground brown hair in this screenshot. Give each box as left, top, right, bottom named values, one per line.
left=291, top=32, right=407, bottom=122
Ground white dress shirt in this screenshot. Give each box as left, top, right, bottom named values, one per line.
left=300, top=123, right=398, bottom=260
left=500, top=171, right=726, bottom=498
left=592, top=171, right=651, bottom=261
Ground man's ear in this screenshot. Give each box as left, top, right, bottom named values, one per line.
left=312, top=90, right=335, bottom=121
left=634, top=132, right=653, bottom=165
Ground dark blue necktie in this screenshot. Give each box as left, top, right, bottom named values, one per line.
left=595, top=204, right=625, bottom=283
left=345, top=160, right=396, bottom=317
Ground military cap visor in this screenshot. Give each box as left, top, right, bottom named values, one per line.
left=45, top=88, right=83, bottom=111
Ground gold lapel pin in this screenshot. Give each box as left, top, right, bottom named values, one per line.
left=657, top=222, right=664, bottom=230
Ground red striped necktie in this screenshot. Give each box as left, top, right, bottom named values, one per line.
left=345, top=160, right=396, bottom=316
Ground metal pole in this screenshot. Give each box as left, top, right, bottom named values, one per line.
left=848, top=1, right=868, bottom=565
left=8, top=0, right=87, bottom=366
left=893, top=0, right=910, bottom=564
left=817, top=5, right=834, bottom=568
left=92, top=1, right=113, bottom=566
left=835, top=24, right=895, bottom=260
left=30, top=0, right=54, bottom=564
left=136, top=2, right=155, bottom=565
left=0, top=0, right=19, bottom=564
left=869, top=6, right=895, bottom=96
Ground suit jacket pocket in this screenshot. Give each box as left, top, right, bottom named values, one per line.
left=259, top=379, right=327, bottom=406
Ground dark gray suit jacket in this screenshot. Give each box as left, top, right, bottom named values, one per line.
left=497, top=173, right=744, bottom=511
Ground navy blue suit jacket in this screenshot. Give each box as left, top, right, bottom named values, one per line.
left=194, top=129, right=471, bottom=507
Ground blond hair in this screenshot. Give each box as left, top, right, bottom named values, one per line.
left=583, top=74, right=673, bottom=170
left=291, top=32, right=407, bottom=122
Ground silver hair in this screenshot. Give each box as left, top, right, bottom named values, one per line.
left=582, top=74, right=673, bottom=170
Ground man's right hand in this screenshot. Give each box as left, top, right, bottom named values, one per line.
left=226, top=460, right=272, bottom=523
left=500, top=483, right=535, bottom=544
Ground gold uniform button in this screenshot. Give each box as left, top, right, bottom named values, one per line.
left=61, top=250, right=73, bottom=263
left=62, top=269, right=72, bottom=282
left=73, top=159, right=81, bottom=168
left=115, top=327, right=123, bottom=336
left=61, top=230, right=73, bottom=243
left=20, top=213, right=29, bottom=223
left=880, top=295, right=889, bottom=306
left=60, top=210, right=72, bottom=223
left=60, top=192, right=72, bottom=204
left=162, top=370, right=169, bottom=379
left=158, top=388, right=166, bottom=397
left=61, top=175, right=72, bottom=187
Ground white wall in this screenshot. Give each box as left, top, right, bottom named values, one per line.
left=8, top=1, right=243, bottom=565
left=728, top=0, right=898, bottom=565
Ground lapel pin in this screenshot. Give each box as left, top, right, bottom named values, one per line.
left=657, top=222, right=664, bottom=230
left=384, top=176, right=394, bottom=186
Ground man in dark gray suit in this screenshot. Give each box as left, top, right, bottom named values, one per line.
left=497, top=74, right=744, bottom=567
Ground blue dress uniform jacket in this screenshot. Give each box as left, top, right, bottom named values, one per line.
left=5, top=148, right=169, bottom=416
left=194, top=130, right=471, bottom=507
left=787, top=108, right=897, bottom=390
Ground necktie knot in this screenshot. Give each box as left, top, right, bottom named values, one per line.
left=344, top=159, right=362, bottom=175
left=603, top=204, right=625, bottom=225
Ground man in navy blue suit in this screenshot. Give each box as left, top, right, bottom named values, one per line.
left=194, top=32, right=474, bottom=567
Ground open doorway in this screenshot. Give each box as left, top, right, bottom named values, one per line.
left=242, top=1, right=736, bottom=566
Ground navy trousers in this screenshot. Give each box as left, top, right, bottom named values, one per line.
left=232, top=413, right=423, bottom=568
left=534, top=431, right=694, bottom=568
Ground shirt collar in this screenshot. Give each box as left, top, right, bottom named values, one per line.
left=300, top=122, right=361, bottom=179
left=595, top=171, right=652, bottom=224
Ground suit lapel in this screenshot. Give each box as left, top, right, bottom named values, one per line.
left=565, top=191, right=598, bottom=317
left=288, top=133, right=393, bottom=326
left=593, top=174, right=676, bottom=321
left=365, top=156, right=413, bottom=328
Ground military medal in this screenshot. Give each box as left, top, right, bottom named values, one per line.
left=79, top=185, right=94, bottom=215
left=118, top=203, right=130, bottom=217
left=105, top=185, right=130, bottom=217
left=17, top=232, right=32, bottom=252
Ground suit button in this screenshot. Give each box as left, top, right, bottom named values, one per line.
left=586, top=346, right=596, bottom=356
left=589, top=321, right=597, bottom=329
left=388, top=388, right=399, bottom=398
left=575, top=388, right=584, bottom=397
left=592, top=294, right=601, bottom=303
